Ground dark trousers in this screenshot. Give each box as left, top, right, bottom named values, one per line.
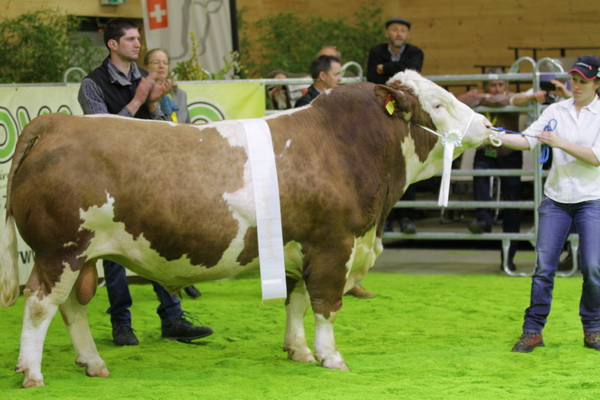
left=388, top=184, right=416, bottom=221
left=473, top=150, right=522, bottom=261
left=523, top=198, right=600, bottom=332
left=103, top=260, right=183, bottom=328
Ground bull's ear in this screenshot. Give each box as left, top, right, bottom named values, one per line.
left=374, top=85, right=411, bottom=121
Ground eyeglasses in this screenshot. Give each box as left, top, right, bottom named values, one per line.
left=147, top=60, right=169, bottom=65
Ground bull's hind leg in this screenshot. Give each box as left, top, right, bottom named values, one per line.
left=16, top=263, right=80, bottom=387
left=284, top=280, right=316, bottom=363
left=59, top=276, right=109, bottom=379
left=16, top=292, right=59, bottom=387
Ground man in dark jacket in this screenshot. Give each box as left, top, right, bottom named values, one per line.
left=78, top=17, right=212, bottom=347
left=294, top=55, right=342, bottom=108
left=367, top=17, right=424, bottom=84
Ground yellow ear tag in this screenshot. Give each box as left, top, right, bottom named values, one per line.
left=384, top=94, right=395, bottom=115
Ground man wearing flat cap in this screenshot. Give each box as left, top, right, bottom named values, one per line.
left=366, top=17, right=424, bottom=84
left=367, top=17, right=425, bottom=234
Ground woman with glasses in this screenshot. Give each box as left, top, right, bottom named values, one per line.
left=144, top=48, right=191, bottom=123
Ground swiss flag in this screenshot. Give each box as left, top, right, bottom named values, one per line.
left=147, top=0, right=168, bottom=30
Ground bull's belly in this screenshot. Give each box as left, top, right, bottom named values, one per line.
left=77, top=193, right=306, bottom=290
left=76, top=193, right=380, bottom=292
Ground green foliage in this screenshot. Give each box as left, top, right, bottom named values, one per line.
left=240, top=5, right=385, bottom=77
left=172, top=31, right=211, bottom=81
left=173, top=31, right=245, bottom=81
left=0, top=9, right=104, bottom=83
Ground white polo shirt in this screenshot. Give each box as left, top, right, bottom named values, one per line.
left=523, top=96, right=600, bottom=204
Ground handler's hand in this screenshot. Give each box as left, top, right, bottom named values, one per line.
left=536, top=129, right=564, bottom=148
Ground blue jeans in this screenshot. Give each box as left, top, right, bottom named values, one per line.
left=103, top=260, right=183, bottom=328
left=523, top=198, right=600, bottom=332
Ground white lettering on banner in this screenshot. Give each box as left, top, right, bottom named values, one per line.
left=240, top=119, right=287, bottom=304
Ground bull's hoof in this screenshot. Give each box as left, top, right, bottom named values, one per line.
left=23, top=378, right=45, bottom=388
left=21, top=371, right=45, bottom=388
left=287, top=350, right=317, bottom=364
left=322, top=358, right=350, bottom=371
left=14, top=365, right=24, bottom=374
left=75, top=357, right=110, bottom=378
left=86, top=366, right=110, bottom=378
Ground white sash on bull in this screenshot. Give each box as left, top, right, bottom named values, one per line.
left=240, top=119, right=287, bottom=304
left=418, top=113, right=474, bottom=207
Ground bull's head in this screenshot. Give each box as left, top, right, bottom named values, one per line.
left=381, top=70, right=492, bottom=150
left=374, top=70, right=493, bottom=206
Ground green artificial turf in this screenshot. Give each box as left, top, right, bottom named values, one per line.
left=1, top=271, right=599, bottom=399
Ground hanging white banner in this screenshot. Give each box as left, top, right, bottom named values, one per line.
left=141, top=0, right=234, bottom=74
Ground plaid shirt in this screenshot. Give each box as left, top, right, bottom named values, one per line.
left=78, top=58, right=164, bottom=119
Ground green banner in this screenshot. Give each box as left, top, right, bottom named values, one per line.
left=0, top=82, right=265, bottom=283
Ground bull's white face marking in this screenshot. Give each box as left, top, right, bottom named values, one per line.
left=388, top=70, right=489, bottom=150
left=344, top=226, right=383, bottom=292
left=387, top=70, right=490, bottom=182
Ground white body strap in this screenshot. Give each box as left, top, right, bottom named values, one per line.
left=240, top=119, right=287, bottom=304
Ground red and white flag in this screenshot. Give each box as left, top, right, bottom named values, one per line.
left=141, top=0, right=234, bottom=74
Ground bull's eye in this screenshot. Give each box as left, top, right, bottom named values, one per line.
left=433, top=103, right=443, bottom=110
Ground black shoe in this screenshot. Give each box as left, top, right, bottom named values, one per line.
left=400, top=218, right=417, bottom=234
left=184, top=285, right=202, bottom=298
left=511, top=332, right=544, bottom=353
left=468, top=219, right=492, bottom=234
left=162, top=314, right=213, bottom=343
left=584, top=331, right=600, bottom=351
left=557, top=254, right=573, bottom=271
left=112, top=325, right=139, bottom=346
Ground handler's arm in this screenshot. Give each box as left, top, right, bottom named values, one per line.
left=537, top=130, right=600, bottom=167
left=494, top=133, right=531, bottom=150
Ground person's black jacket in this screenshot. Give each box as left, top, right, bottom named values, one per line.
left=366, top=43, right=424, bottom=84
left=294, top=85, right=321, bottom=108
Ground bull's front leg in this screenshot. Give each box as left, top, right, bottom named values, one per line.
left=304, top=248, right=349, bottom=371
left=313, top=310, right=348, bottom=371
left=284, top=281, right=316, bottom=363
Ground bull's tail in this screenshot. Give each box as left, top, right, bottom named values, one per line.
left=0, top=214, right=20, bottom=307
left=0, top=114, right=54, bottom=307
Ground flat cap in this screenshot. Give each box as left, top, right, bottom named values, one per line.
left=385, top=17, right=411, bottom=29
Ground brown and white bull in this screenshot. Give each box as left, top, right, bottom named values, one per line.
left=0, top=71, right=491, bottom=387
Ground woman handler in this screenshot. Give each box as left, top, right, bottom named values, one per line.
left=493, top=55, right=600, bottom=352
